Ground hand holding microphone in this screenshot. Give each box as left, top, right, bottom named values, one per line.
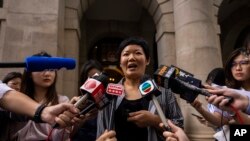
left=60, top=73, right=123, bottom=129
left=139, top=75, right=171, bottom=131
left=52, top=73, right=108, bottom=128
left=206, top=87, right=250, bottom=113
left=154, top=65, right=233, bottom=103
left=69, top=96, right=95, bottom=124
left=162, top=120, right=190, bottom=141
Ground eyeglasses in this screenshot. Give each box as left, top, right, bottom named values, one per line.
left=231, top=60, right=250, bottom=69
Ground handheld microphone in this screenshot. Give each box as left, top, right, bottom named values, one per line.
left=52, top=73, right=108, bottom=129
left=78, top=78, right=124, bottom=130
left=106, top=83, right=124, bottom=130
left=154, top=65, right=233, bottom=103
left=0, top=56, right=76, bottom=72
left=79, top=73, right=109, bottom=115
left=139, top=75, right=171, bottom=131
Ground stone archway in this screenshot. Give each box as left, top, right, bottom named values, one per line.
left=78, top=0, right=168, bottom=74
left=64, top=1, right=223, bottom=140
left=63, top=0, right=235, bottom=141
left=218, top=0, right=250, bottom=63
left=62, top=0, right=169, bottom=98
left=76, top=0, right=174, bottom=65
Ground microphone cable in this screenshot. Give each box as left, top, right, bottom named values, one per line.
left=229, top=105, right=244, bottom=124
left=46, top=127, right=68, bottom=141
left=220, top=110, right=228, bottom=141
left=219, top=104, right=244, bottom=141
left=46, top=127, right=54, bottom=141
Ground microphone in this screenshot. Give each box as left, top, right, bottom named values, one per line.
left=0, top=56, right=76, bottom=72
left=139, top=75, right=171, bottom=131
left=53, top=73, right=108, bottom=129
left=106, top=83, right=124, bottom=130
left=154, top=65, right=233, bottom=103
left=78, top=73, right=109, bottom=115
left=78, top=74, right=124, bottom=115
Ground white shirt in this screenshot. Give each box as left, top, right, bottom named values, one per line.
left=0, top=81, right=13, bottom=100
left=0, top=81, right=13, bottom=110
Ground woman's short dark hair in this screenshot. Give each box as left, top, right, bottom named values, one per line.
left=2, top=72, right=22, bottom=83
left=116, top=37, right=150, bottom=61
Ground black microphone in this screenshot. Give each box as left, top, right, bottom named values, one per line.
left=139, top=75, right=171, bottom=131
left=0, top=56, right=76, bottom=72
left=154, top=65, right=233, bottom=103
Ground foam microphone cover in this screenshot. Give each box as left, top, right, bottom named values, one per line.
left=25, top=56, right=76, bottom=72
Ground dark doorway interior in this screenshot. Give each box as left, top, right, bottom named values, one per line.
left=89, top=37, right=124, bottom=83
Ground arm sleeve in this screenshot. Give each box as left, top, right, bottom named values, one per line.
left=161, top=88, right=184, bottom=129
left=232, top=89, right=250, bottom=115
left=96, top=99, right=113, bottom=138
left=0, top=82, right=13, bottom=100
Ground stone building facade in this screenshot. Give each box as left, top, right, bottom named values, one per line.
left=0, top=0, right=249, bottom=140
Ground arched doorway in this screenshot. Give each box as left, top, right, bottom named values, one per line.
left=80, top=0, right=156, bottom=80
left=218, top=0, right=250, bottom=63
left=89, top=37, right=124, bottom=83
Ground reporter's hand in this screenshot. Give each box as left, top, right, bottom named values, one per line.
left=191, top=99, right=203, bottom=111
left=206, top=87, right=249, bottom=112
left=161, top=120, right=190, bottom=141
left=96, top=130, right=117, bottom=141
left=41, top=103, right=79, bottom=127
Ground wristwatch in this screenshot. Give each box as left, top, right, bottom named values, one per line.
left=33, top=104, right=47, bottom=123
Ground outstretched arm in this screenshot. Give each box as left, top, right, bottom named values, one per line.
left=0, top=90, right=39, bottom=117
left=0, top=89, right=79, bottom=127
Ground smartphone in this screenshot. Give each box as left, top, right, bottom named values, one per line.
left=191, top=113, right=203, bottom=119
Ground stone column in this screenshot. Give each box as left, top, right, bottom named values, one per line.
left=61, top=0, right=82, bottom=98
left=155, top=1, right=176, bottom=66
left=173, top=0, right=222, bottom=140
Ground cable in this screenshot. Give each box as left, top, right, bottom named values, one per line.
left=46, top=128, right=54, bottom=141
left=221, top=111, right=228, bottom=141
left=46, top=128, right=68, bottom=141
left=230, top=105, right=244, bottom=124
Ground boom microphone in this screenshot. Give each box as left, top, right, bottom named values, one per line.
left=139, top=75, right=171, bottom=131
left=0, top=56, right=76, bottom=72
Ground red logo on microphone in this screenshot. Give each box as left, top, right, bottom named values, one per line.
left=84, top=80, right=97, bottom=89
left=80, top=78, right=100, bottom=94
left=106, top=84, right=123, bottom=96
